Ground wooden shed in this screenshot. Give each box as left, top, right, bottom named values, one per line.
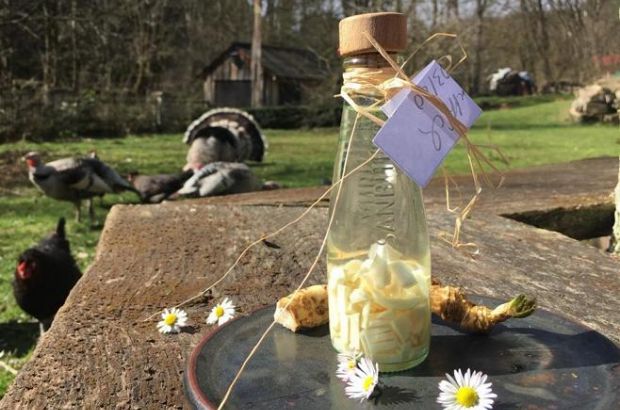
left=202, top=42, right=327, bottom=107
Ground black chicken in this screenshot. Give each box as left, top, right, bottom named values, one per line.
left=12, top=217, right=82, bottom=332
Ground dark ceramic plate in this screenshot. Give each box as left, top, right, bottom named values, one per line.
left=185, top=297, right=619, bottom=409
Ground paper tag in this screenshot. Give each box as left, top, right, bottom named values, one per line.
left=373, top=93, right=461, bottom=187
left=373, top=60, right=481, bottom=187
left=382, top=60, right=481, bottom=127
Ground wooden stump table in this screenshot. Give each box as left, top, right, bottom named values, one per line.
left=1, top=157, right=619, bottom=409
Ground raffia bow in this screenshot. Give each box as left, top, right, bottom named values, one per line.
left=339, top=31, right=505, bottom=254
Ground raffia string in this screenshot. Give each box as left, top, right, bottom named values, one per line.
left=214, top=32, right=502, bottom=408
left=144, top=31, right=505, bottom=408
left=216, top=115, right=369, bottom=409
left=0, top=352, right=18, bottom=376
left=341, top=31, right=504, bottom=254
left=0, top=361, right=18, bottom=375
left=143, top=31, right=491, bottom=321
left=142, top=128, right=378, bottom=323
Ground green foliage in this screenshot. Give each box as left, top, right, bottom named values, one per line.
left=0, top=99, right=619, bottom=397
left=0, top=94, right=580, bottom=142
left=248, top=104, right=342, bottom=129
left=0, top=91, right=212, bottom=143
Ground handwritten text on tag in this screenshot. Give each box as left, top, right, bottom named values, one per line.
left=373, top=60, right=481, bottom=187
left=382, top=60, right=481, bottom=127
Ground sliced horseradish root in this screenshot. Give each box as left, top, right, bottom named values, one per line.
left=327, top=241, right=430, bottom=368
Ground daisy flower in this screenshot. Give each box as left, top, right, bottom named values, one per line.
left=206, top=297, right=236, bottom=326
left=344, top=356, right=379, bottom=402
left=437, top=368, right=497, bottom=410
left=336, top=351, right=361, bottom=382
left=157, top=307, right=188, bottom=334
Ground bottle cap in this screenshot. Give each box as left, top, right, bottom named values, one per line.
left=339, top=12, right=407, bottom=57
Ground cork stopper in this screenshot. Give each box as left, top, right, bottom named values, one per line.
left=339, top=12, right=407, bottom=57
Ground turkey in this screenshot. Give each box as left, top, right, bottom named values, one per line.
left=176, top=162, right=266, bottom=197
left=24, top=151, right=140, bottom=223
left=183, top=108, right=267, bottom=171
left=128, top=169, right=194, bottom=203
left=13, top=218, right=81, bottom=332
left=88, top=150, right=104, bottom=206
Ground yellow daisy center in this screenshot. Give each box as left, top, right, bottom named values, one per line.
left=362, top=375, right=374, bottom=392
left=164, top=313, right=177, bottom=326
left=456, top=386, right=479, bottom=407
left=347, top=360, right=356, bottom=370
left=215, top=306, right=225, bottom=318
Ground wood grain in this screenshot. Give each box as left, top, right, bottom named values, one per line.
left=2, top=158, right=618, bottom=409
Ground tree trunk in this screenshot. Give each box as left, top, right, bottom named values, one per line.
left=41, top=1, right=52, bottom=107
left=519, top=0, right=539, bottom=81
left=471, top=0, right=487, bottom=96
left=251, top=0, right=263, bottom=108
left=71, top=0, right=79, bottom=92
left=447, top=0, right=459, bottom=20
left=536, top=0, right=553, bottom=84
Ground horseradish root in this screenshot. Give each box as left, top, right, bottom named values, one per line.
left=273, top=284, right=329, bottom=332
left=274, top=281, right=536, bottom=333
left=431, top=279, right=537, bottom=333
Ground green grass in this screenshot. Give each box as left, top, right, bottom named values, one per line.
left=473, top=93, right=572, bottom=111
left=0, top=98, right=619, bottom=396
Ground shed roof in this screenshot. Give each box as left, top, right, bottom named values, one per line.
left=202, top=42, right=328, bottom=81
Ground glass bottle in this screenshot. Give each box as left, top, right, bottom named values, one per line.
left=327, top=14, right=431, bottom=372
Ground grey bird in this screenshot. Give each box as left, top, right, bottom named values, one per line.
left=128, top=170, right=194, bottom=203
left=176, top=162, right=265, bottom=197
left=183, top=108, right=267, bottom=171
left=24, top=152, right=140, bottom=223
left=88, top=150, right=105, bottom=206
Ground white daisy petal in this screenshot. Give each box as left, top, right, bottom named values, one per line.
left=470, top=371, right=480, bottom=388
left=336, top=352, right=361, bottom=382
left=455, top=369, right=464, bottom=387
left=344, top=356, right=379, bottom=402
left=206, top=312, right=217, bottom=324
left=439, top=380, right=458, bottom=393
left=437, top=369, right=497, bottom=410
left=206, top=298, right=237, bottom=326
left=156, top=307, right=188, bottom=334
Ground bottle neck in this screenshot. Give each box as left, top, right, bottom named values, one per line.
left=341, top=53, right=400, bottom=99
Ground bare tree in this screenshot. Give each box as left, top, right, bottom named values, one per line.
left=470, top=0, right=491, bottom=95
left=251, top=0, right=263, bottom=107
left=533, top=0, right=553, bottom=83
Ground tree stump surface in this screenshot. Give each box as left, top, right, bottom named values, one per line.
left=2, top=157, right=619, bottom=409
left=611, top=157, right=620, bottom=254
left=196, top=156, right=617, bottom=214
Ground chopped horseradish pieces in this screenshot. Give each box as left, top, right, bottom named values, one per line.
left=328, top=241, right=431, bottom=371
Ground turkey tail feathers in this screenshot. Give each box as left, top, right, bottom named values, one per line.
left=84, top=157, right=141, bottom=197
left=183, top=108, right=267, bottom=162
